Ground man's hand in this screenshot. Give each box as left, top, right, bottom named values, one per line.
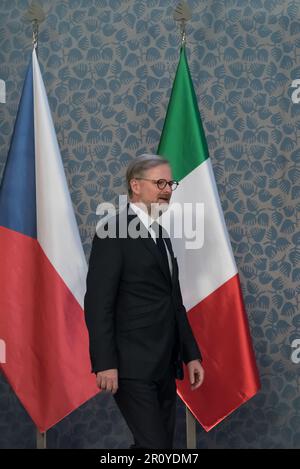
left=96, top=368, right=118, bottom=394
left=187, top=360, right=204, bottom=391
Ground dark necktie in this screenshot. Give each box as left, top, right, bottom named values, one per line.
left=151, top=221, right=170, bottom=273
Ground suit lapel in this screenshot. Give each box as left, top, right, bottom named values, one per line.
left=127, top=207, right=172, bottom=285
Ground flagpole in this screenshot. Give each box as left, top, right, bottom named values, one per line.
left=186, top=407, right=197, bottom=449
left=32, top=9, right=47, bottom=451
left=32, top=7, right=47, bottom=449
left=173, top=1, right=198, bottom=449
left=32, top=18, right=39, bottom=54
left=32, top=13, right=48, bottom=449
left=25, top=2, right=47, bottom=449
left=36, top=429, right=47, bottom=449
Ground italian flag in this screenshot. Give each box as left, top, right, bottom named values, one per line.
left=158, top=46, right=260, bottom=431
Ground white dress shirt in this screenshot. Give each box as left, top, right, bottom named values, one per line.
left=129, top=202, right=173, bottom=276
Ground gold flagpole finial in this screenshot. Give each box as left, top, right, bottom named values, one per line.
left=23, top=1, right=46, bottom=51
left=173, top=2, right=192, bottom=46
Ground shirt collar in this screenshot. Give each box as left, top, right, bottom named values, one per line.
left=129, top=202, right=155, bottom=231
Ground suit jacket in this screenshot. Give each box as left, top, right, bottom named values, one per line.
left=84, top=205, right=202, bottom=381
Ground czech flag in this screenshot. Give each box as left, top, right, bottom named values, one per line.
left=0, top=49, right=99, bottom=432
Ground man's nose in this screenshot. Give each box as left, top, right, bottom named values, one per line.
left=164, top=183, right=172, bottom=193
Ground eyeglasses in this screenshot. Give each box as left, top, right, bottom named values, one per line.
left=134, top=178, right=179, bottom=191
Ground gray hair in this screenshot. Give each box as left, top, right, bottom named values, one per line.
left=126, top=153, right=170, bottom=197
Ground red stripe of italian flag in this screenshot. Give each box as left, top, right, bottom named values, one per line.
left=158, top=46, right=260, bottom=431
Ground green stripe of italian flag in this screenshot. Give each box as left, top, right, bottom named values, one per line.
left=158, top=46, right=260, bottom=431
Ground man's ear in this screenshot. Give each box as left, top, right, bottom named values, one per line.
left=130, top=179, right=139, bottom=196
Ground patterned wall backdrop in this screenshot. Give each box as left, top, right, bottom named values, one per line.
left=1, top=0, right=300, bottom=449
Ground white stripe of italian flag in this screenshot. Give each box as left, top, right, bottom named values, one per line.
left=158, top=46, right=260, bottom=431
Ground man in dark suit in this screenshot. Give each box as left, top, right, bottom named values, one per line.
left=84, top=154, right=204, bottom=449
